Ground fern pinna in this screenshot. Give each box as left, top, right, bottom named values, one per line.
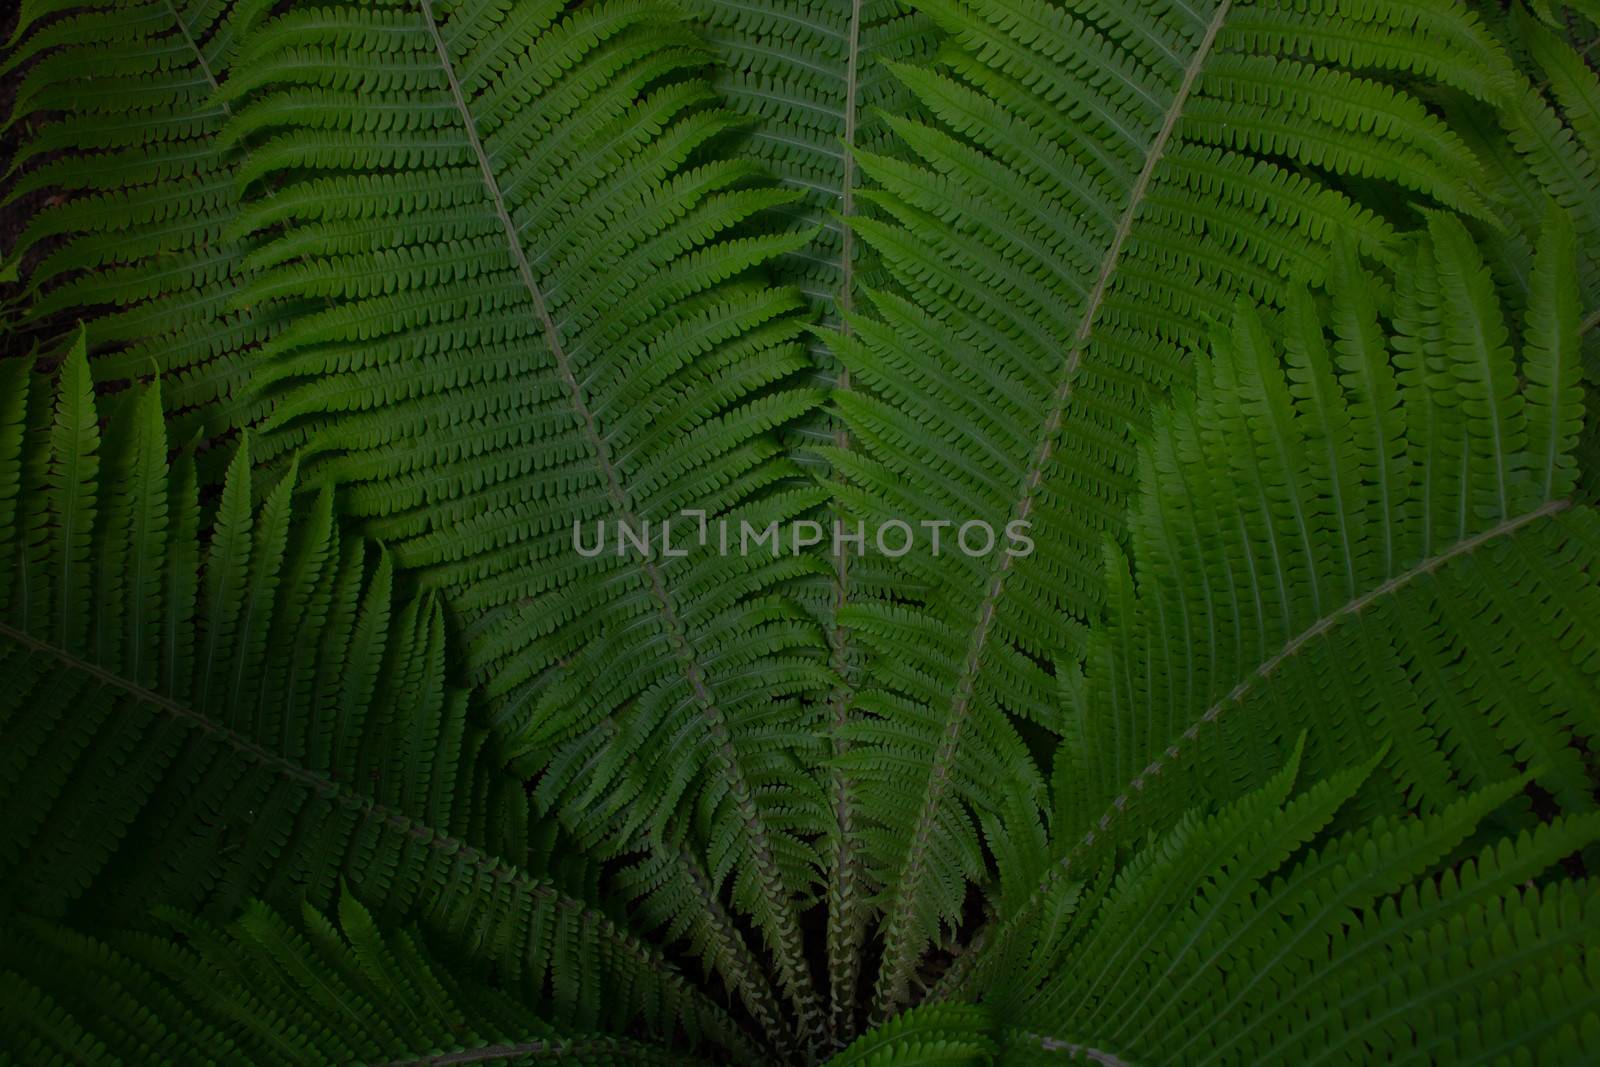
left=2, top=0, right=1599, bottom=1064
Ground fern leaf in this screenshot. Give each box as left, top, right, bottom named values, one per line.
left=4, top=0, right=275, bottom=448
left=0, top=893, right=711, bottom=1066
left=45, top=330, right=98, bottom=650
left=0, top=357, right=753, bottom=1055
left=1445, top=1, right=1600, bottom=492
left=119, top=379, right=170, bottom=688
left=822, top=1002, right=996, bottom=1066
left=991, top=769, right=1600, bottom=1065
left=683, top=0, right=934, bottom=333
left=946, top=209, right=1598, bottom=1008
left=222, top=0, right=838, bottom=1037
left=829, top=0, right=1523, bottom=1013
left=1524, top=202, right=1586, bottom=499
left=5, top=1, right=1598, bottom=1059
left=674, top=0, right=940, bottom=1033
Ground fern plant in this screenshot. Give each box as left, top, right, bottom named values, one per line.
left=817, top=0, right=1589, bottom=1019
left=5, top=892, right=712, bottom=1064
left=0, top=334, right=754, bottom=1057
left=942, top=207, right=1600, bottom=1008
left=2, top=0, right=276, bottom=462
left=3, top=0, right=1600, bottom=1063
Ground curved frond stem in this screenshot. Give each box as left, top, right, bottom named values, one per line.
left=0, top=618, right=733, bottom=1043
left=159, top=0, right=225, bottom=107
left=1094, top=499, right=1569, bottom=836
left=661, top=834, right=793, bottom=1048
left=871, top=0, right=1236, bottom=1016
left=414, top=0, right=822, bottom=1034
left=826, top=0, right=868, bottom=1045
left=933, top=496, right=1573, bottom=1001
left=838, top=0, right=863, bottom=321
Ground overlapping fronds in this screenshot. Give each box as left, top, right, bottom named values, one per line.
left=683, top=0, right=934, bottom=318
left=3, top=0, right=273, bottom=445
left=946, top=208, right=1597, bottom=1006
left=1464, top=1, right=1600, bottom=298
left=1064, top=211, right=1595, bottom=831
left=820, top=1002, right=995, bottom=1067
left=3, top=0, right=1599, bottom=1061
left=678, top=0, right=940, bottom=1030
left=1453, top=0, right=1600, bottom=490
left=678, top=2, right=940, bottom=1034
left=0, top=338, right=751, bottom=1055
left=221, top=0, right=838, bottom=1039
left=991, top=754, right=1600, bottom=1065
left=826, top=0, right=1530, bottom=1013
left=1, top=893, right=703, bottom=1066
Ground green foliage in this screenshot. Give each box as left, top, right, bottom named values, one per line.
left=822, top=0, right=1565, bottom=1016
left=215, top=0, right=842, bottom=1038
left=1442, top=0, right=1600, bottom=492
left=2, top=0, right=276, bottom=448
left=673, top=0, right=942, bottom=1031
left=0, top=335, right=751, bottom=1057
left=682, top=0, right=935, bottom=320
left=993, top=757, right=1600, bottom=1064
left=2, top=893, right=704, bottom=1065
left=1074, top=210, right=1596, bottom=838
left=941, top=206, right=1600, bottom=1008
left=3, top=0, right=1600, bottom=1064
left=822, top=1003, right=995, bottom=1067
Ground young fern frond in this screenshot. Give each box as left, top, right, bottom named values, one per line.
left=4, top=0, right=274, bottom=448
left=0, top=338, right=752, bottom=1057
left=1, top=893, right=707, bottom=1066
left=826, top=0, right=1526, bottom=1014
left=946, top=208, right=1597, bottom=1009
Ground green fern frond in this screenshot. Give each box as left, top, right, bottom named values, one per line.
left=0, top=336, right=753, bottom=1056
left=4, top=0, right=275, bottom=448
left=4, top=0, right=1599, bottom=1060
left=1466, top=1, right=1600, bottom=292
left=611, top=835, right=793, bottom=1043
left=1447, top=0, right=1600, bottom=493
left=825, top=0, right=1529, bottom=1014
left=1, top=892, right=707, bottom=1065
left=683, top=0, right=935, bottom=317
left=945, top=207, right=1596, bottom=1011
left=821, top=1002, right=995, bottom=1067
left=676, top=2, right=941, bottom=1032
left=218, top=0, right=837, bottom=1039
left=991, top=764, right=1600, bottom=1065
